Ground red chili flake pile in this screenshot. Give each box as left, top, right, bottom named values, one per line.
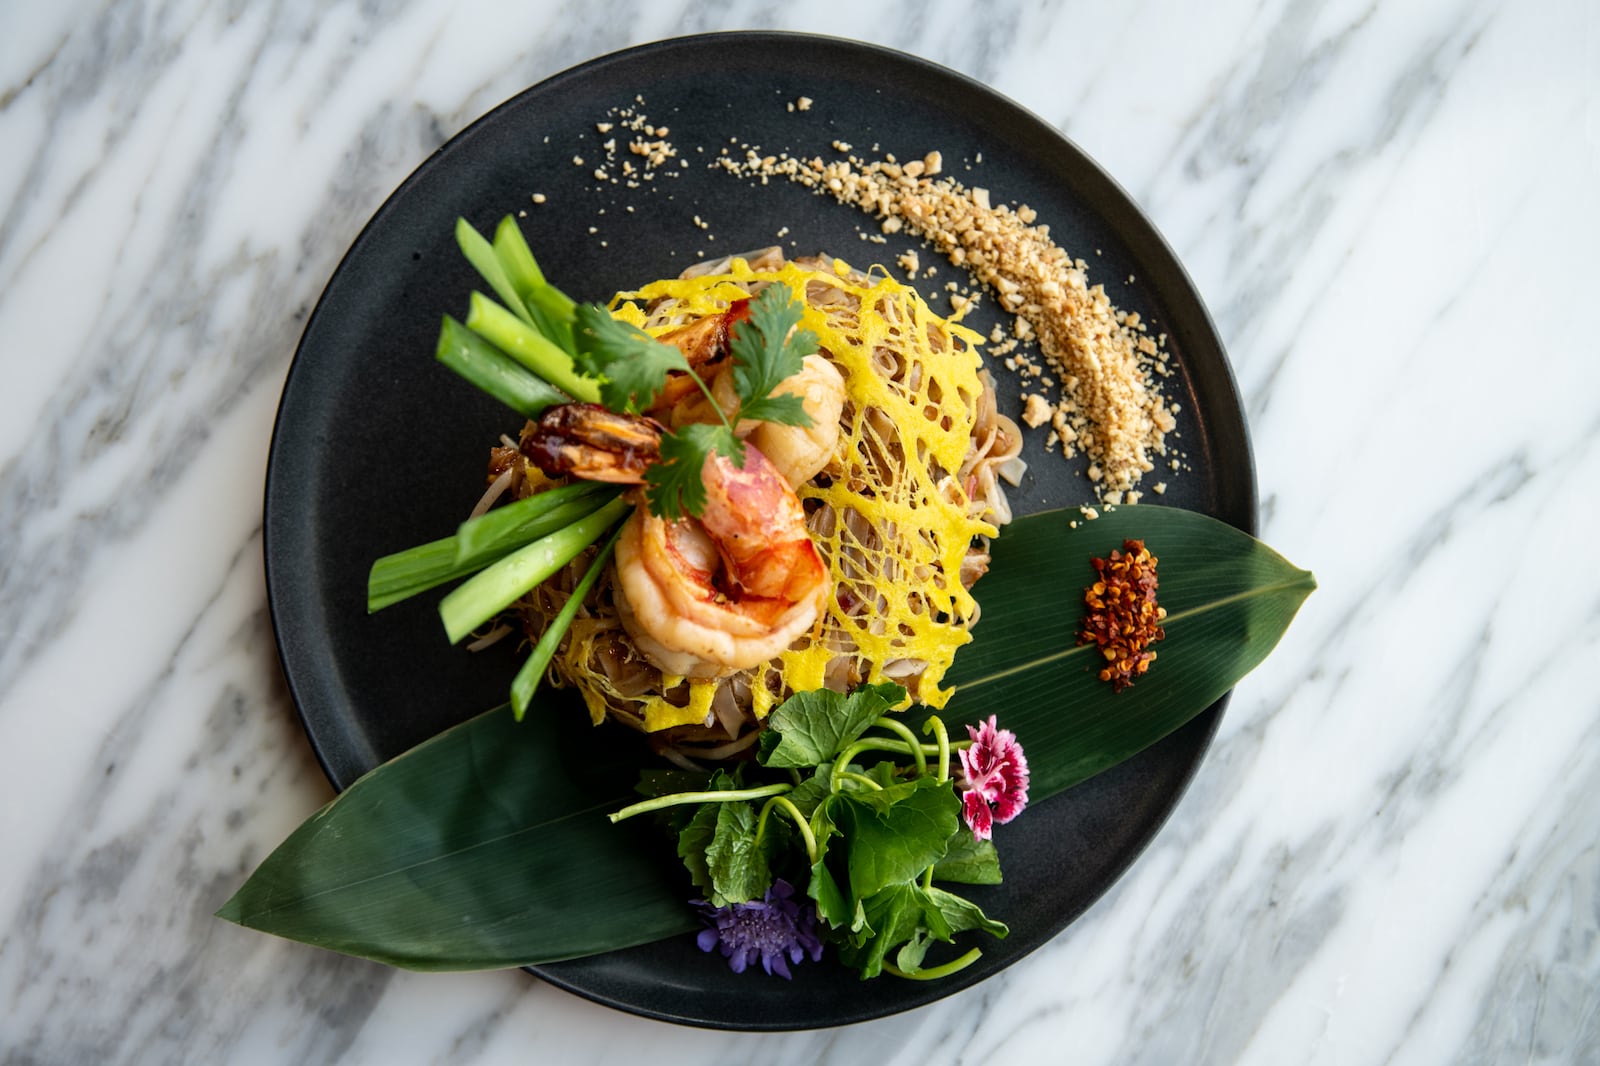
left=1078, top=538, right=1167, bottom=691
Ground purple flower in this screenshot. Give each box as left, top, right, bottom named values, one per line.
left=956, top=715, right=1029, bottom=841
left=694, top=879, right=824, bottom=979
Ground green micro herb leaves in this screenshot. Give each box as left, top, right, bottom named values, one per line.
left=619, top=686, right=1010, bottom=982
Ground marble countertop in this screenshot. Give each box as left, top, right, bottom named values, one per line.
left=3, top=1, right=1596, bottom=1062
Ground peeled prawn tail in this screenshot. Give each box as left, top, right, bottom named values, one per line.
left=520, top=402, right=665, bottom=483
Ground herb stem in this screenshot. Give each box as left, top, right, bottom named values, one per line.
left=873, top=716, right=926, bottom=777
left=829, top=739, right=912, bottom=792
left=510, top=522, right=623, bottom=720
left=755, top=796, right=818, bottom=865
left=438, top=496, right=629, bottom=643
left=826, top=738, right=962, bottom=791
left=682, top=351, right=740, bottom=440
left=366, top=484, right=616, bottom=612
left=607, top=783, right=791, bottom=824
left=836, top=771, right=884, bottom=791
left=467, top=291, right=601, bottom=403
left=922, top=715, right=952, bottom=783
left=883, top=948, right=983, bottom=981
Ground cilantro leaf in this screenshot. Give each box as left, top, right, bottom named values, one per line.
left=636, top=282, right=821, bottom=521
left=571, top=303, right=689, bottom=412
left=728, top=283, right=818, bottom=427
left=757, top=682, right=907, bottom=768
left=737, top=391, right=812, bottom=428
left=644, top=422, right=742, bottom=521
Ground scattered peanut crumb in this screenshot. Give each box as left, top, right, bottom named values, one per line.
left=1021, top=394, right=1052, bottom=428
left=531, top=193, right=546, bottom=204
left=716, top=141, right=1181, bottom=501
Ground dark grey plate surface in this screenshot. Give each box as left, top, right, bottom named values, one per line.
left=264, top=32, right=1254, bottom=1030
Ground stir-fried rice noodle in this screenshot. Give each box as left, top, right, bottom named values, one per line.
left=498, top=250, right=1020, bottom=761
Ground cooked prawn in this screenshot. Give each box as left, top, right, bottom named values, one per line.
left=521, top=404, right=829, bottom=677
left=644, top=299, right=845, bottom=486
left=650, top=301, right=847, bottom=487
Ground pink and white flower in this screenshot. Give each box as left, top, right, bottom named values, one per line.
left=956, top=716, right=1029, bottom=841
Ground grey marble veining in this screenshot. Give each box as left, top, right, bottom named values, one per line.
left=2, top=0, right=1596, bottom=1062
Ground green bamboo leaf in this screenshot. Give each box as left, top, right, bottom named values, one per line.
left=215, top=704, right=695, bottom=970
left=221, top=505, right=1311, bottom=969
left=938, top=505, right=1315, bottom=800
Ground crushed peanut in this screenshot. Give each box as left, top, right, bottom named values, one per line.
left=716, top=140, right=1180, bottom=500
left=1021, top=394, right=1052, bottom=428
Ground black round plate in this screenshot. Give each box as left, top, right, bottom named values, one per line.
left=264, top=32, right=1254, bottom=1030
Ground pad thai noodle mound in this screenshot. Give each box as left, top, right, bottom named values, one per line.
left=483, top=249, right=1022, bottom=762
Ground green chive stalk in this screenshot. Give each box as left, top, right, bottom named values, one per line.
left=509, top=522, right=624, bottom=720
left=367, top=483, right=617, bottom=612
left=436, top=315, right=568, bottom=418
left=438, top=495, right=629, bottom=643
left=453, top=482, right=615, bottom=564
left=467, top=292, right=600, bottom=404
left=454, top=218, right=535, bottom=327
left=490, top=216, right=576, bottom=354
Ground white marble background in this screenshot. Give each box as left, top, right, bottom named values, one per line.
left=2, top=0, right=1596, bottom=1062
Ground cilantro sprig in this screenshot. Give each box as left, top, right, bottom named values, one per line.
left=573, top=282, right=818, bottom=520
